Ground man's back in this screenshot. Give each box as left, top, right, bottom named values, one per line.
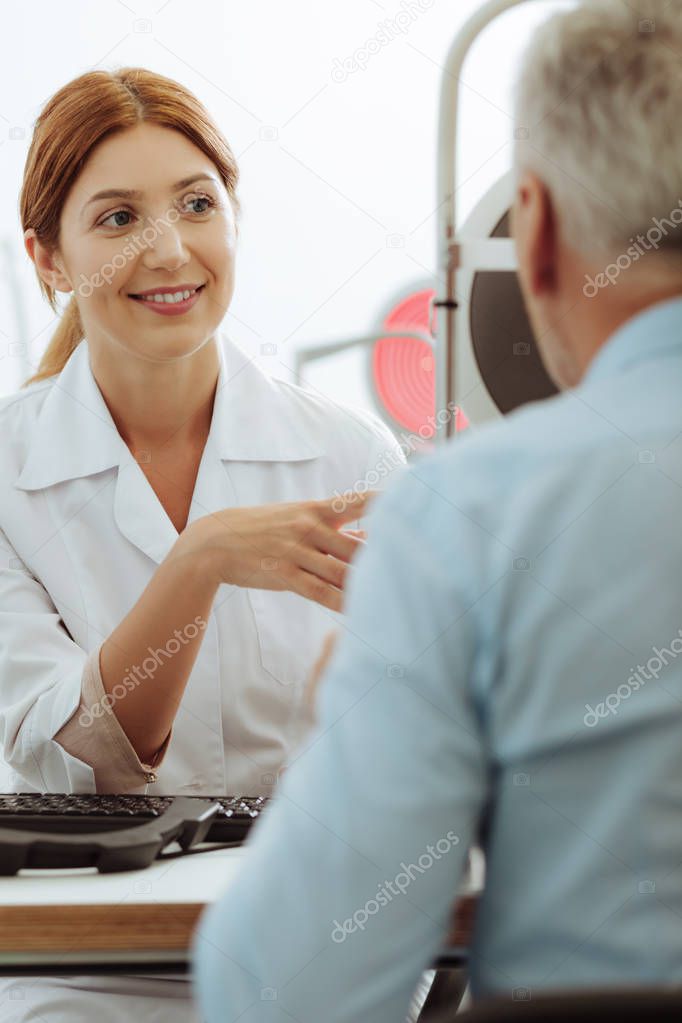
left=195, top=297, right=682, bottom=1019
left=451, top=297, right=682, bottom=991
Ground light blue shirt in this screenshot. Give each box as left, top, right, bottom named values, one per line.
left=194, top=297, right=682, bottom=1021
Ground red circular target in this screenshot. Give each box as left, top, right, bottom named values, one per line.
left=372, top=289, right=468, bottom=439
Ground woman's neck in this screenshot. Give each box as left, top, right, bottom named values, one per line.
left=88, top=336, right=220, bottom=454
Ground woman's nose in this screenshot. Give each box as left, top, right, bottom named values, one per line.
left=140, top=218, right=189, bottom=270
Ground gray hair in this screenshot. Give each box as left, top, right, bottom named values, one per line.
left=514, top=0, right=682, bottom=259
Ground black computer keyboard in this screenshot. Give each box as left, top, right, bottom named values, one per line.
left=0, top=792, right=267, bottom=844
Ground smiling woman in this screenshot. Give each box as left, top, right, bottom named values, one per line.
left=0, top=67, right=405, bottom=1023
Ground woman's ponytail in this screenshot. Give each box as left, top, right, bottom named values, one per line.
left=22, top=296, right=84, bottom=387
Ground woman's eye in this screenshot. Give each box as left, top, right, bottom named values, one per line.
left=99, top=209, right=134, bottom=229
left=182, top=194, right=216, bottom=215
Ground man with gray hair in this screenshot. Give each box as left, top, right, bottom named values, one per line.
left=195, top=2, right=682, bottom=1019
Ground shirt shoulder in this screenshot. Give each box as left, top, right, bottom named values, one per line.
left=0, top=377, right=56, bottom=477
left=271, top=373, right=401, bottom=450
left=0, top=376, right=54, bottom=421
left=370, top=384, right=633, bottom=568
left=414, top=385, right=626, bottom=502
left=265, top=372, right=406, bottom=491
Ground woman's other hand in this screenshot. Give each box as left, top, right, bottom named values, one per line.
left=303, top=630, right=338, bottom=724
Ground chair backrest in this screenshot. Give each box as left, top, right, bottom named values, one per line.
left=438, top=988, right=682, bottom=1022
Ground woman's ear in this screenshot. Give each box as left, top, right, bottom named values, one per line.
left=24, top=229, right=73, bottom=294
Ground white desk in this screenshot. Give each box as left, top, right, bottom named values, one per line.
left=0, top=843, right=245, bottom=974
left=0, top=844, right=483, bottom=976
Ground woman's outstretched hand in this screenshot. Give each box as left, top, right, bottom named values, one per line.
left=176, top=493, right=373, bottom=612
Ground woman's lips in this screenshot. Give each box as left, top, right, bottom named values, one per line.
left=129, top=284, right=205, bottom=316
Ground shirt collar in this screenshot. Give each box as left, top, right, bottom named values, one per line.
left=582, top=295, right=682, bottom=387
left=16, top=330, right=321, bottom=492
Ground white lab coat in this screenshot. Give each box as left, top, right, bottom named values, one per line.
left=0, top=329, right=405, bottom=1021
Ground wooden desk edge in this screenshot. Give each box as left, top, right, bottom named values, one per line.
left=0, top=903, right=205, bottom=952
left=0, top=892, right=480, bottom=955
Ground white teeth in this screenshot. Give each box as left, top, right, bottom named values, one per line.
left=137, top=288, right=197, bottom=304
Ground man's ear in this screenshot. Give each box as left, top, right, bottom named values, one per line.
left=23, top=229, right=73, bottom=294
left=513, top=172, right=558, bottom=298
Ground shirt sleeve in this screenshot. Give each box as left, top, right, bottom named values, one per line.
left=0, top=523, right=169, bottom=794
left=0, top=524, right=97, bottom=792
left=54, top=645, right=172, bottom=794
left=192, top=461, right=489, bottom=1023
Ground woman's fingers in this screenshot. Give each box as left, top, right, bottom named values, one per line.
left=299, top=548, right=348, bottom=591
left=291, top=570, right=344, bottom=612
left=317, top=490, right=377, bottom=525
left=315, top=527, right=365, bottom=564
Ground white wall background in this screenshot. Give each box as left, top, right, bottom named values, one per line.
left=0, top=0, right=565, bottom=413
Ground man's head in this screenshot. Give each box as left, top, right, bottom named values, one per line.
left=512, top=0, right=682, bottom=389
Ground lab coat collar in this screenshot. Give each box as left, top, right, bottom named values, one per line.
left=15, top=339, right=126, bottom=491
left=15, top=330, right=322, bottom=492
left=211, top=331, right=324, bottom=462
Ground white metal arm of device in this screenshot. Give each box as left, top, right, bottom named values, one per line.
left=433, top=0, right=544, bottom=442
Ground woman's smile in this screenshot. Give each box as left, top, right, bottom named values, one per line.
left=128, top=282, right=207, bottom=316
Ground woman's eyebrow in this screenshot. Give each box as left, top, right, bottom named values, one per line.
left=81, top=173, right=220, bottom=215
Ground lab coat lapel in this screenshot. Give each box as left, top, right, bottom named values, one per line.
left=185, top=334, right=324, bottom=527
left=112, top=455, right=179, bottom=565
left=15, top=339, right=181, bottom=565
